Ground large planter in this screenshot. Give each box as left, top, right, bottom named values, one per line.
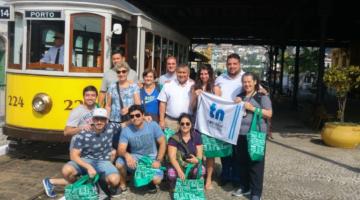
left=321, top=122, right=360, bottom=148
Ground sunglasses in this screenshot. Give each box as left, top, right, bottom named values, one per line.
left=180, top=122, right=191, bottom=126
left=130, top=113, right=142, bottom=119
left=116, top=70, right=127, bottom=74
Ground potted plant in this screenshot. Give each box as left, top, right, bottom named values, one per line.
left=321, top=65, right=360, bottom=148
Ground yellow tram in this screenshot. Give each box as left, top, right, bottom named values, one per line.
left=4, top=0, right=189, bottom=141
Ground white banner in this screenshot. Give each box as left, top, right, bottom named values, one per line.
left=195, top=92, right=244, bottom=145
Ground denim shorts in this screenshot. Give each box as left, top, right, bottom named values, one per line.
left=116, top=154, right=164, bottom=179
left=67, top=158, right=118, bottom=178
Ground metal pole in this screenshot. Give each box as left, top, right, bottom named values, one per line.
left=316, top=15, right=327, bottom=103
left=279, top=46, right=285, bottom=94
left=293, top=44, right=300, bottom=108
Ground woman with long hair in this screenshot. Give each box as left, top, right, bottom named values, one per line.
left=167, top=113, right=205, bottom=190
left=190, top=64, right=221, bottom=190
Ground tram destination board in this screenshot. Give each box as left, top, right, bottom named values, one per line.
left=25, top=10, right=62, bottom=19
left=0, top=7, right=10, bottom=20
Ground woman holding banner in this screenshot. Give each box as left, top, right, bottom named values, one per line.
left=232, top=72, right=272, bottom=200
left=190, top=64, right=224, bottom=190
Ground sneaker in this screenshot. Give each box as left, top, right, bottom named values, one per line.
left=109, top=187, right=122, bottom=198
left=231, top=187, right=250, bottom=197
left=42, top=177, right=56, bottom=198
left=250, top=195, right=261, bottom=200
left=147, top=182, right=158, bottom=194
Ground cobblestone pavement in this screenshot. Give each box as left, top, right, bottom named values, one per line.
left=0, top=131, right=358, bottom=200
left=1, top=96, right=360, bottom=200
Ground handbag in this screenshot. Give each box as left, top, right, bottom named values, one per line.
left=173, top=160, right=206, bottom=200
left=134, top=156, right=166, bottom=187
left=201, top=134, right=232, bottom=158
left=247, top=108, right=267, bottom=161
left=116, top=82, right=130, bottom=122
left=64, top=174, right=99, bottom=200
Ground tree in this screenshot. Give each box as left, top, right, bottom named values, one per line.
left=323, top=66, right=360, bottom=122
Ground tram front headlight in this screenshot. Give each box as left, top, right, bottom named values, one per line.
left=32, top=93, right=52, bottom=114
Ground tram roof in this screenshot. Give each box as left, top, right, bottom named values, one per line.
left=126, top=0, right=359, bottom=47
left=7, top=0, right=144, bottom=16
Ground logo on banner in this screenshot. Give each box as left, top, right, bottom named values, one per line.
left=209, top=103, right=225, bottom=121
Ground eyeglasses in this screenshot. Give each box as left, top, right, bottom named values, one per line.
left=180, top=122, right=191, bottom=126
left=130, top=113, right=142, bottom=119
left=116, top=70, right=127, bottom=74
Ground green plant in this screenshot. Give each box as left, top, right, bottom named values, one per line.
left=323, top=65, right=360, bottom=122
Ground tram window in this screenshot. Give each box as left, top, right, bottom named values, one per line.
left=178, top=45, right=183, bottom=64
left=144, top=32, right=153, bottom=70
left=174, top=43, right=179, bottom=59
left=70, top=13, right=104, bottom=72
left=8, top=13, right=23, bottom=69
left=154, top=35, right=161, bottom=76
left=161, top=38, right=168, bottom=75
left=168, top=40, right=174, bottom=57
left=26, top=20, right=65, bottom=71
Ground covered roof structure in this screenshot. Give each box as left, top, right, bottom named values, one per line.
left=126, top=0, right=358, bottom=47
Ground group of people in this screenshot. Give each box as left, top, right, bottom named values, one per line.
left=42, top=50, right=272, bottom=200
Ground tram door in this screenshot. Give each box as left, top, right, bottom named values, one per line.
left=0, top=37, right=4, bottom=118
left=0, top=37, right=5, bottom=85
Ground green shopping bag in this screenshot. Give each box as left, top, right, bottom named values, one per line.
left=64, top=174, right=99, bottom=200
left=173, top=160, right=206, bottom=200
left=164, top=128, right=176, bottom=142
left=201, top=134, right=232, bottom=158
left=247, top=108, right=267, bottom=161
left=134, top=156, right=166, bottom=187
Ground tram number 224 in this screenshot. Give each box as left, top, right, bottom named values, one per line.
left=8, top=96, right=24, bottom=107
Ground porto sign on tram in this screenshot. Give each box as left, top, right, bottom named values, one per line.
left=25, top=10, right=62, bottom=19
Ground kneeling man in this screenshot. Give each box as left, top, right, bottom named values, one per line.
left=116, top=105, right=166, bottom=193
left=62, top=108, right=120, bottom=189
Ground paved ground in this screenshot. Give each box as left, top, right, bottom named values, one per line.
left=0, top=95, right=359, bottom=200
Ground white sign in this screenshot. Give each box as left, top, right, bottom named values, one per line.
left=195, top=92, right=244, bottom=145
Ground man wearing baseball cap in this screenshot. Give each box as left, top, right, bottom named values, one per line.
left=61, top=108, right=120, bottom=194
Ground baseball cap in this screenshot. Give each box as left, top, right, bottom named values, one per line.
left=92, top=108, right=108, bottom=119
left=53, top=32, right=64, bottom=39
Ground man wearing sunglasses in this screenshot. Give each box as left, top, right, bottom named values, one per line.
left=115, top=105, right=166, bottom=194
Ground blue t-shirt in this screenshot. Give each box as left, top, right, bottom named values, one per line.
left=72, top=124, right=115, bottom=160
left=119, top=121, right=164, bottom=159
left=140, top=87, right=160, bottom=116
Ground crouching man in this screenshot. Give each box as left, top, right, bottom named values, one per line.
left=116, top=105, right=166, bottom=193
left=62, top=108, right=120, bottom=190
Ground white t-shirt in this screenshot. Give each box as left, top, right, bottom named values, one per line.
left=215, top=70, right=245, bottom=100
left=157, top=79, right=194, bottom=118
left=159, top=73, right=177, bottom=85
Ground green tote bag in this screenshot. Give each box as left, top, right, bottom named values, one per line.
left=134, top=156, right=166, bottom=187
left=173, top=160, right=206, bottom=200
left=247, top=108, right=267, bottom=161
left=201, top=134, right=232, bottom=158
left=64, top=174, right=99, bottom=200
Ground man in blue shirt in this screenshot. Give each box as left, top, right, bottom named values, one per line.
left=62, top=108, right=120, bottom=192
left=115, top=105, right=166, bottom=193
